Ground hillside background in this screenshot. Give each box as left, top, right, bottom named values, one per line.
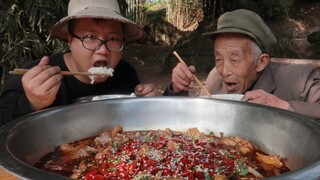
left=1, top=0, right=320, bottom=93
left=124, top=0, right=320, bottom=92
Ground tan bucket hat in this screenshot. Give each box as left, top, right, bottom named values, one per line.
left=203, top=9, right=277, bottom=53
left=51, top=0, right=146, bottom=42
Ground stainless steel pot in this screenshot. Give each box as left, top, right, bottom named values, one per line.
left=73, top=94, right=136, bottom=103
left=1, top=97, right=320, bottom=179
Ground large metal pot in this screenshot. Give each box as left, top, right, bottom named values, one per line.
left=0, top=97, right=320, bottom=179
left=73, top=94, right=136, bottom=103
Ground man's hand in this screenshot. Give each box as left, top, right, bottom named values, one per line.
left=22, top=56, right=62, bottom=111
left=172, top=63, right=196, bottom=92
left=135, top=83, right=161, bottom=96
left=242, top=89, right=294, bottom=111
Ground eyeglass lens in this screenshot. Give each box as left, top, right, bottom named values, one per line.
left=80, top=36, right=123, bottom=51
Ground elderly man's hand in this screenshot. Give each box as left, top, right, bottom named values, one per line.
left=22, top=56, right=62, bottom=111
left=242, top=89, right=294, bottom=111
left=172, top=62, right=196, bottom=92
left=135, top=83, right=161, bottom=96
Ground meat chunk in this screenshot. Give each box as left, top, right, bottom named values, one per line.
left=220, top=136, right=254, bottom=154
left=94, top=124, right=123, bottom=146
left=256, top=152, right=284, bottom=170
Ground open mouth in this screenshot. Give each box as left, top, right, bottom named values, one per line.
left=225, top=82, right=238, bottom=92
left=93, top=61, right=107, bottom=67
left=88, top=61, right=114, bottom=85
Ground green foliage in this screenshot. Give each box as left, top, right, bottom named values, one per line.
left=0, top=0, right=68, bottom=71
left=144, top=0, right=169, bottom=24
left=146, top=9, right=167, bottom=24
left=145, top=0, right=167, bottom=11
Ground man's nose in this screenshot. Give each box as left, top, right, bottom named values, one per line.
left=221, top=62, right=232, bottom=76
left=96, top=43, right=110, bottom=54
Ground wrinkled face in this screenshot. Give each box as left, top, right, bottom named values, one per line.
left=214, top=34, right=261, bottom=94
left=67, top=18, right=124, bottom=84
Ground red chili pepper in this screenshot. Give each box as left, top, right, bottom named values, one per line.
left=84, top=169, right=98, bottom=180
left=141, top=154, right=149, bottom=161
left=195, top=154, right=205, bottom=159
left=162, top=168, right=172, bottom=176
left=180, top=156, right=188, bottom=164
left=157, top=143, right=166, bottom=149
left=181, top=171, right=194, bottom=179
left=171, top=137, right=183, bottom=143
left=194, top=171, right=204, bottom=179
left=117, top=145, right=124, bottom=150
left=149, top=142, right=157, bottom=148
left=93, top=175, right=105, bottom=180
left=102, top=161, right=108, bottom=169
left=195, top=140, right=207, bottom=147
left=183, top=166, right=192, bottom=173
left=223, top=158, right=234, bottom=167
left=161, top=156, right=171, bottom=164
left=143, top=160, right=157, bottom=170
left=207, top=149, right=217, bottom=157
left=150, top=167, right=161, bottom=174
left=202, top=162, right=216, bottom=169
left=84, top=169, right=103, bottom=180
left=108, top=162, right=116, bottom=169
left=116, top=169, right=129, bottom=179
left=209, top=141, right=218, bottom=147
left=130, top=140, right=140, bottom=146
left=126, top=161, right=137, bottom=175
left=158, top=137, right=167, bottom=142
left=116, top=161, right=126, bottom=168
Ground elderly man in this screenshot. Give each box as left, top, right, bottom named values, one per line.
left=165, top=9, right=320, bottom=119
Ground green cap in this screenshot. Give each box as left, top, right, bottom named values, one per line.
left=203, top=9, right=277, bottom=53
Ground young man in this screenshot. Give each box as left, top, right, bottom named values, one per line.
left=165, top=9, right=320, bottom=119
left=0, top=0, right=160, bottom=125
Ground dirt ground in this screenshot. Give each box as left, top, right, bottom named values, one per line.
left=123, top=44, right=172, bottom=92
left=123, top=44, right=206, bottom=95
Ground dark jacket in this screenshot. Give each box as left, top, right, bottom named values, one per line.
left=0, top=53, right=140, bottom=125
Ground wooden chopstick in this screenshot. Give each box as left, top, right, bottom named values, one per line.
left=9, top=68, right=105, bottom=76
left=173, top=51, right=212, bottom=97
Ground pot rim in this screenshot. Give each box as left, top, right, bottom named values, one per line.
left=1, top=97, right=320, bottom=179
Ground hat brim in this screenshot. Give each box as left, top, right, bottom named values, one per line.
left=51, top=7, right=145, bottom=43
left=202, top=28, right=266, bottom=52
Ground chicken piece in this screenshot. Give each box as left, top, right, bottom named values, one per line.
left=156, top=128, right=172, bottom=138
left=95, top=146, right=113, bottom=160
left=58, top=138, right=96, bottom=164
left=71, top=161, right=89, bottom=179
left=186, top=127, right=201, bottom=137
left=60, top=146, right=96, bottom=163
left=256, top=152, right=283, bottom=170
left=95, top=125, right=123, bottom=146
left=100, top=124, right=123, bottom=138
left=167, top=139, right=179, bottom=151
left=43, top=160, right=64, bottom=171
left=220, top=136, right=254, bottom=154
left=139, top=143, right=151, bottom=156
left=60, top=143, right=74, bottom=153
left=220, top=137, right=237, bottom=146
left=138, top=143, right=164, bottom=161
left=111, top=125, right=123, bottom=137
left=60, top=139, right=92, bottom=153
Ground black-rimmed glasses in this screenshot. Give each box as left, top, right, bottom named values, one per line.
left=70, top=33, right=124, bottom=52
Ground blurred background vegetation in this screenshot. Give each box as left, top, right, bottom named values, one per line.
left=1, top=0, right=320, bottom=88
